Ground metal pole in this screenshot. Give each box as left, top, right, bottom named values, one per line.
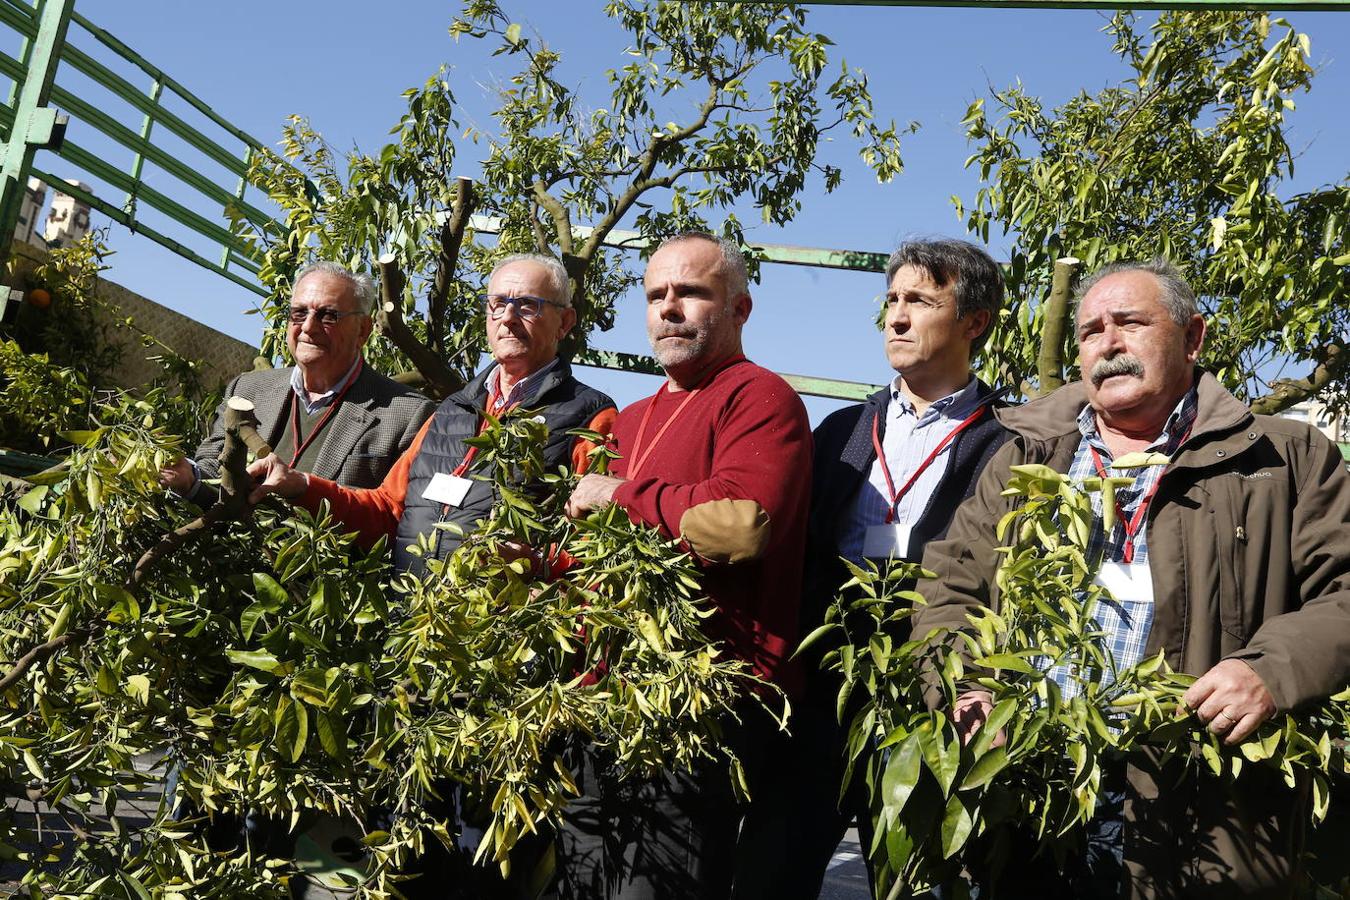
left=0, top=0, right=74, bottom=267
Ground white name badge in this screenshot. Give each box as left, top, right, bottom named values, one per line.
left=1094, top=561, right=1154, bottom=605
left=423, top=472, right=473, bottom=507
left=862, top=523, right=914, bottom=560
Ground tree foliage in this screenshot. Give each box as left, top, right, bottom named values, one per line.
left=806, top=462, right=1349, bottom=898
left=0, top=403, right=765, bottom=897
left=239, top=0, right=904, bottom=396
left=961, top=12, right=1350, bottom=412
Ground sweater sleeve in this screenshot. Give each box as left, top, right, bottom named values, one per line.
left=299, top=413, right=434, bottom=548
left=571, top=407, right=617, bottom=474
left=611, top=378, right=811, bottom=565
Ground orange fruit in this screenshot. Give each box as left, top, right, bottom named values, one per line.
left=27, top=287, right=51, bottom=309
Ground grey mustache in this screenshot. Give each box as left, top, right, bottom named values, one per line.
left=1090, top=354, right=1145, bottom=386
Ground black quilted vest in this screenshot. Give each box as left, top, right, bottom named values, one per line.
left=392, top=360, right=613, bottom=577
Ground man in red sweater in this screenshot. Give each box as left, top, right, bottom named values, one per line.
left=563, top=232, right=813, bottom=899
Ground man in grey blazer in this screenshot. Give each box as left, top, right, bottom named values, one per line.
left=160, top=261, right=434, bottom=504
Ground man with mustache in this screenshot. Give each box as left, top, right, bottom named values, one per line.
left=563, top=232, right=813, bottom=899
left=913, top=259, right=1350, bottom=897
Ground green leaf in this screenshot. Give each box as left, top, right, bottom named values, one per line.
left=922, top=724, right=961, bottom=795
left=226, top=649, right=282, bottom=673
left=881, top=732, right=923, bottom=818
left=252, top=573, right=289, bottom=611
left=940, top=794, right=975, bottom=859
left=505, top=22, right=523, bottom=45
left=960, top=747, right=1009, bottom=791
left=16, top=485, right=48, bottom=515
left=126, top=674, right=151, bottom=705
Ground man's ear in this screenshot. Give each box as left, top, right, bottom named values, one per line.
left=358, top=314, right=375, bottom=344
left=963, top=308, right=992, bottom=344
left=559, top=306, right=578, bottom=338
left=1184, top=313, right=1206, bottom=362
left=732, top=292, right=752, bottom=326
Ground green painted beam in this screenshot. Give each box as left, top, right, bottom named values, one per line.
left=31, top=165, right=268, bottom=297
left=465, top=214, right=887, bottom=273
left=0, top=447, right=57, bottom=477
left=722, top=0, right=1350, bottom=8
left=573, top=348, right=880, bottom=401
left=0, top=0, right=71, bottom=262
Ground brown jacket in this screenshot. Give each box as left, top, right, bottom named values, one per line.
left=914, top=371, right=1350, bottom=898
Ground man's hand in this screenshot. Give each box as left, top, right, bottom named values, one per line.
left=158, top=457, right=196, bottom=495
left=1182, top=658, right=1276, bottom=745
left=245, top=455, right=308, bottom=504
left=951, top=690, right=1005, bottom=748
left=565, top=474, right=626, bottom=518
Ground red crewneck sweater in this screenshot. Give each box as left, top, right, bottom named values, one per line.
left=611, top=356, right=812, bottom=695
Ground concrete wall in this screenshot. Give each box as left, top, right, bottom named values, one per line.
left=6, top=241, right=260, bottom=393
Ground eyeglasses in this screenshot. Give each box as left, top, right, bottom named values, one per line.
left=288, top=305, right=366, bottom=326
left=483, top=294, right=568, bottom=320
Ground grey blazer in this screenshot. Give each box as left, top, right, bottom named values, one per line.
left=192, top=363, right=435, bottom=504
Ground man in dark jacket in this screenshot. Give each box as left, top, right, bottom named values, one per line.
left=757, top=237, right=1010, bottom=898
left=914, top=258, right=1350, bottom=898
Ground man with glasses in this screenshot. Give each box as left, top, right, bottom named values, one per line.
left=160, top=260, right=434, bottom=504
left=247, top=252, right=615, bottom=574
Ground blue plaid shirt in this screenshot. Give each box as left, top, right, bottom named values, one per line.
left=1041, top=387, right=1199, bottom=697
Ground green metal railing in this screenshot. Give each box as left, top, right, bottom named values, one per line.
left=0, top=0, right=891, bottom=402
left=0, top=0, right=276, bottom=295
left=0, top=0, right=1346, bottom=417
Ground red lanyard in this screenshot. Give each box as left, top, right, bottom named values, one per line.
left=451, top=378, right=516, bottom=478
left=627, top=384, right=701, bottom=480
left=625, top=357, right=744, bottom=479
left=1089, top=427, right=1190, bottom=563
left=870, top=402, right=988, bottom=524
left=288, top=358, right=363, bottom=466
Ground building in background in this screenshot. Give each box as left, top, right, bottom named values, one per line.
left=9, top=177, right=93, bottom=250
left=44, top=180, right=92, bottom=248
left=1277, top=398, right=1346, bottom=443
left=12, top=177, right=46, bottom=247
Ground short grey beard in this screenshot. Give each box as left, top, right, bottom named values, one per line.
left=1090, top=354, right=1145, bottom=387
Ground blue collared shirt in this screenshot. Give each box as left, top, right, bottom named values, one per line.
left=838, top=376, right=984, bottom=563
left=1040, top=386, right=1200, bottom=697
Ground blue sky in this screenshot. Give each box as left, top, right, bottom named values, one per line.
left=23, top=2, right=1350, bottom=420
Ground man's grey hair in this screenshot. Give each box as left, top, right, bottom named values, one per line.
left=1074, top=258, right=1198, bottom=325
left=492, top=253, right=572, bottom=308
left=653, top=232, right=750, bottom=298
left=885, top=238, right=1003, bottom=350
left=294, top=261, right=377, bottom=314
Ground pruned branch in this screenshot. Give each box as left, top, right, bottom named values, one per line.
left=532, top=181, right=574, bottom=256
left=1250, top=342, right=1349, bottom=415
left=376, top=253, right=465, bottom=398
left=0, top=399, right=272, bottom=693
left=0, top=630, right=84, bottom=694
left=1032, top=257, right=1082, bottom=398
left=427, top=177, right=477, bottom=354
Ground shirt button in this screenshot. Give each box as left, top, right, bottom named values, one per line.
left=1216, top=449, right=1227, bottom=457
left=1247, top=432, right=1257, bottom=440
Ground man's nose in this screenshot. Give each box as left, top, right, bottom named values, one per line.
left=886, top=301, right=909, bottom=329
left=656, top=293, right=683, bottom=320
